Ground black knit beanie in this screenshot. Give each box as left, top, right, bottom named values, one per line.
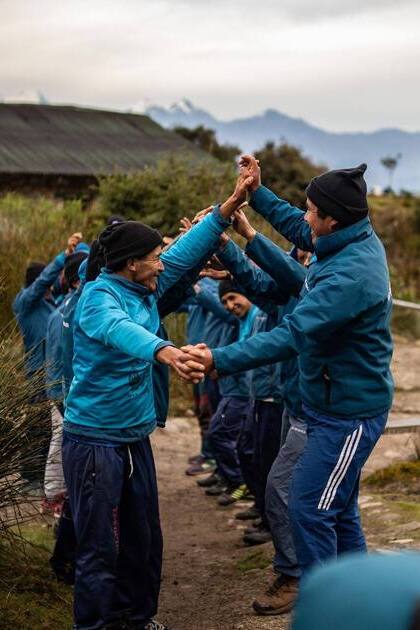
left=219, top=277, right=247, bottom=300
left=25, top=262, right=46, bottom=287
left=106, top=214, right=126, bottom=226
left=64, top=251, right=88, bottom=287
left=99, top=221, right=163, bottom=269
left=306, top=163, right=369, bottom=227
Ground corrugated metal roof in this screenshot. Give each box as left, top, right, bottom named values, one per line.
left=0, top=104, right=202, bottom=176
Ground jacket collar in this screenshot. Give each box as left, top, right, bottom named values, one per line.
left=99, top=269, right=152, bottom=297
left=314, top=217, right=372, bottom=259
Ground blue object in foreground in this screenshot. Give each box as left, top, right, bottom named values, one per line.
left=292, top=552, right=420, bottom=630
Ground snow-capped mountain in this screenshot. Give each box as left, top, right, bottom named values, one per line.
left=1, top=90, right=49, bottom=105
left=146, top=100, right=420, bottom=191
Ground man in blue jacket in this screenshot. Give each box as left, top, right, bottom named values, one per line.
left=181, top=159, right=393, bottom=586
left=62, top=178, right=251, bottom=630
left=13, top=232, right=83, bottom=487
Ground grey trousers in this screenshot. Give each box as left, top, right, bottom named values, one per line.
left=265, top=408, right=307, bottom=578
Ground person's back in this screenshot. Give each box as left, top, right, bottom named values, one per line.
left=13, top=261, right=59, bottom=375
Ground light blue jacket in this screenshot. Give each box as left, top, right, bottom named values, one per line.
left=45, top=302, right=66, bottom=401
left=61, top=259, right=88, bottom=400
left=64, top=208, right=230, bottom=442
left=213, top=186, right=394, bottom=419
left=13, top=252, right=65, bottom=375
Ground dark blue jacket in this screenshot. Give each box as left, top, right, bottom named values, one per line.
left=213, top=186, right=394, bottom=419
left=245, top=234, right=303, bottom=415
left=13, top=252, right=65, bottom=375
left=218, top=238, right=306, bottom=410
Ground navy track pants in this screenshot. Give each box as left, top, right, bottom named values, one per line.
left=207, top=397, right=249, bottom=485
left=288, top=406, right=387, bottom=576
left=253, top=400, right=283, bottom=525
left=62, top=433, right=162, bottom=630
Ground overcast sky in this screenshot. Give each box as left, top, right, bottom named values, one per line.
left=1, top=0, right=419, bottom=132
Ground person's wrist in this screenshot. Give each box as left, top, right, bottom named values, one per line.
left=245, top=227, right=257, bottom=242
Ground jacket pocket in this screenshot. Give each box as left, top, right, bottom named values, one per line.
left=322, top=365, right=331, bottom=405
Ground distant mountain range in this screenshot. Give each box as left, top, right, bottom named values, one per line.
left=146, top=99, right=420, bottom=191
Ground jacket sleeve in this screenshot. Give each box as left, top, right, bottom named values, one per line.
left=78, top=288, right=173, bottom=362
left=213, top=268, right=367, bottom=375
left=249, top=186, right=314, bottom=251
left=217, top=239, right=290, bottom=305
left=45, top=310, right=64, bottom=401
left=17, top=253, right=66, bottom=311
left=194, top=285, right=236, bottom=323
left=245, top=233, right=306, bottom=298
left=156, top=206, right=230, bottom=297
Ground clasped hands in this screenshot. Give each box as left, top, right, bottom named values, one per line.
left=174, top=343, right=215, bottom=383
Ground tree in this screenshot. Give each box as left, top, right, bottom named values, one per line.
left=381, top=153, right=402, bottom=192
left=99, top=154, right=236, bottom=236
left=254, top=142, right=326, bottom=208
left=174, top=125, right=241, bottom=163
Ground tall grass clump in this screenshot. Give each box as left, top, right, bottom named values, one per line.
left=0, top=194, right=104, bottom=329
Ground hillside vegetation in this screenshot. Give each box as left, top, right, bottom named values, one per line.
left=0, top=151, right=419, bottom=335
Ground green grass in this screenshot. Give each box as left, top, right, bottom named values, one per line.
left=364, top=460, right=420, bottom=486
left=236, top=549, right=271, bottom=573
left=0, top=524, right=72, bottom=630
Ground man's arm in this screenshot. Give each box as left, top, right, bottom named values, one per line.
left=157, top=174, right=253, bottom=297
left=156, top=207, right=230, bottom=297
left=217, top=238, right=291, bottom=305
left=239, top=154, right=313, bottom=251
left=182, top=269, right=368, bottom=377
left=79, top=287, right=204, bottom=382
left=17, top=253, right=66, bottom=311
left=249, top=186, right=313, bottom=251
left=245, top=233, right=306, bottom=298
left=194, top=282, right=236, bottom=323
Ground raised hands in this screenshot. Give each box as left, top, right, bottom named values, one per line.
left=239, top=155, right=261, bottom=192
left=65, top=232, right=83, bottom=255
left=232, top=206, right=257, bottom=242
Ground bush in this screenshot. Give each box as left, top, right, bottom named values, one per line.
left=0, top=194, right=102, bottom=329
left=99, top=153, right=236, bottom=236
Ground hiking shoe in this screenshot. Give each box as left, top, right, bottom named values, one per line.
left=244, top=519, right=266, bottom=535
left=252, top=575, right=299, bottom=615
left=218, top=484, right=249, bottom=506
left=205, top=479, right=228, bottom=496
left=243, top=525, right=272, bottom=546
left=235, top=504, right=260, bottom=521
left=188, top=453, right=203, bottom=464
left=197, top=471, right=220, bottom=488
left=185, top=458, right=216, bottom=476
left=143, top=621, right=170, bottom=629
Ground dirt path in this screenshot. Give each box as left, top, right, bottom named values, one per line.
left=152, top=420, right=419, bottom=630
left=153, top=418, right=290, bottom=630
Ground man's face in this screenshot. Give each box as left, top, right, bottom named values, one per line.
left=129, top=245, right=164, bottom=292
left=221, top=291, right=252, bottom=319
left=304, top=198, right=338, bottom=243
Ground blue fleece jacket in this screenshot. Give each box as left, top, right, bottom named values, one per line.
left=64, top=208, right=230, bottom=442
left=213, top=186, right=393, bottom=419
left=13, top=252, right=66, bottom=375
left=45, top=301, right=66, bottom=401
left=61, top=259, right=88, bottom=400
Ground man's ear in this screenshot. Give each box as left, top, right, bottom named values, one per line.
left=328, top=217, right=339, bottom=232
left=127, top=258, right=137, bottom=272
